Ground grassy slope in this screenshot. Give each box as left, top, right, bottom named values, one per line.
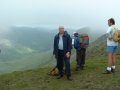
left=0, top=55, right=120, bottom=90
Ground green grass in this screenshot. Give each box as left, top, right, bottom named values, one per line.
left=0, top=55, right=120, bottom=90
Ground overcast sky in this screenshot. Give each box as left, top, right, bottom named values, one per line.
left=0, top=0, right=120, bottom=29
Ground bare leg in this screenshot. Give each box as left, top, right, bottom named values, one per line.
left=108, top=53, right=112, bottom=67
left=112, top=53, right=116, bottom=66
left=103, top=53, right=112, bottom=74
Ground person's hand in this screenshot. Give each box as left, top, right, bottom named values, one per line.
left=66, top=52, right=70, bottom=58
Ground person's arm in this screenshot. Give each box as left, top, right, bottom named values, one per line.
left=67, top=35, right=72, bottom=53
left=65, top=35, right=72, bottom=58
left=53, top=36, right=56, bottom=55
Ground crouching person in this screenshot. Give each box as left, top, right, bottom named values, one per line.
left=53, top=26, right=72, bottom=80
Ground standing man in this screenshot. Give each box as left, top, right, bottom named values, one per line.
left=53, top=26, right=72, bottom=80
left=73, top=32, right=89, bottom=71
left=104, top=18, right=118, bottom=74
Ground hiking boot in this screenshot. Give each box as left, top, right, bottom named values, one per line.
left=67, top=77, right=72, bottom=81
left=111, top=68, right=115, bottom=73
left=57, top=75, right=63, bottom=79
left=103, top=70, right=112, bottom=74
left=80, top=66, right=84, bottom=70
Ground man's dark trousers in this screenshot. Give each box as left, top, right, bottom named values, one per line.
left=76, top=48, right=86, bottom=68
left=57, top=50, right=71, bottom=77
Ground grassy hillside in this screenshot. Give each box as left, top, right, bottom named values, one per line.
left=0, top=55, right=120, bottom=90
left=87, top=34, right=106, bottom=58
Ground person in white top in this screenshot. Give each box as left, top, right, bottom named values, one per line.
left=104, top=18, right=118, bottom=74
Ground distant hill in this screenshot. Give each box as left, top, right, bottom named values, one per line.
left=87, top=34, right=106, bottom=57
left=0, top=26, right=56, bottom=74
left=0, top=27, right=55, bottom=60
left=1, top=27, right=55, bottom=52
left=77, top=27, right=105, bottom=42
left=87, top=34, right=120, bottom=57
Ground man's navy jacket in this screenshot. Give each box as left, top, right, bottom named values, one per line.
left=53, top=31, right=72, bottom=58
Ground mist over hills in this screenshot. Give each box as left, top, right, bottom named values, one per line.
left=77, top=27, right=105, bottom=42
left=0, top=26, right=75, bottom=73
left=0, top=27, right=54, bottom=60
left=0, top=26, right=106, bottom=74
left=0, top=26, right=56, bottom=73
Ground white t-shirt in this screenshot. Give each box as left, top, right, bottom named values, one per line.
left=106, top=25, right=118, bottom=46
left=72, top=38, right=74, bottom=45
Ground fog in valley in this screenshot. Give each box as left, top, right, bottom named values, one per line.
left=0, top=0, right=120, bottom=74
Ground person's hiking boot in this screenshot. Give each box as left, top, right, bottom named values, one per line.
left=103, top=70, right=112, bottom=74
left=111, top=68, right=115, bottom=73
left=67, top=77, right=72, bottom=81
left=80, top=66, right=84, bottom=70
left=63, top=69, right=66, bottom=74
left=57, top=75, right=63, bottom=79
